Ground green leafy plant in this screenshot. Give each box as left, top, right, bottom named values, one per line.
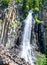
left=0, top=0, right=11, bottom=8
left=2, top=0, right=11, bottom=3
left=37, top=54, right=47, bottom=65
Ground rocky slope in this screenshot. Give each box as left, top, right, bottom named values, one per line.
left=0, top=44, right=30, bottom=65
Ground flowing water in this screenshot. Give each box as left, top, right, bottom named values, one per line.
left=20, top=10, right=36, bottom=65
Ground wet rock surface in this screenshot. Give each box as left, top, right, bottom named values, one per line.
left=0, top=44, right=30, bottom=65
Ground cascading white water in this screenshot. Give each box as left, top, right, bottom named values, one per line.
left=20, top=10, right=36, bottom=65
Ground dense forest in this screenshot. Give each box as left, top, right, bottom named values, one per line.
left=0, top=0, right=47, bottom=65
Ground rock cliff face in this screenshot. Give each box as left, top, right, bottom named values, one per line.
left=0, top=1, right=30, bottom=65
left=0, top=0, right=22, bottom=48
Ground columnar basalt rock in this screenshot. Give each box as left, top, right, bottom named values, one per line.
left=1, top=0, right=22, bottom=47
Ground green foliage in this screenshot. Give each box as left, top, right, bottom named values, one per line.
left=2, top=0, right=11, bottom=3
left=37, top=54, right=47, bottom=65
left=34, top=7, right=39, bottom=12
left=14, top=23, right=18, bottom=29
left=18, top=0, right=47, bottom=19
left=24, top=0, right=46, bottom=12
left=13, top=21, right=22, bottom=29
left=0, top=0, right=11, bottom=8
left=8, top=21, right=22, bottom=31
left=36, top=18, right=41, bottom=23
left=8, top=27, right=11, bottom=30
left=0, top=19, right=2, bottom=23
left=0, top=0, right=47, bottom=13
left=16, top=0, right=22, bottom=3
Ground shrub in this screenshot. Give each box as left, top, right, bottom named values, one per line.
left=37, top=54, right=47, bottom=65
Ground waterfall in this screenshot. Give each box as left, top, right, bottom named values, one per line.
left=20, top=10, right=36, bottom=65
